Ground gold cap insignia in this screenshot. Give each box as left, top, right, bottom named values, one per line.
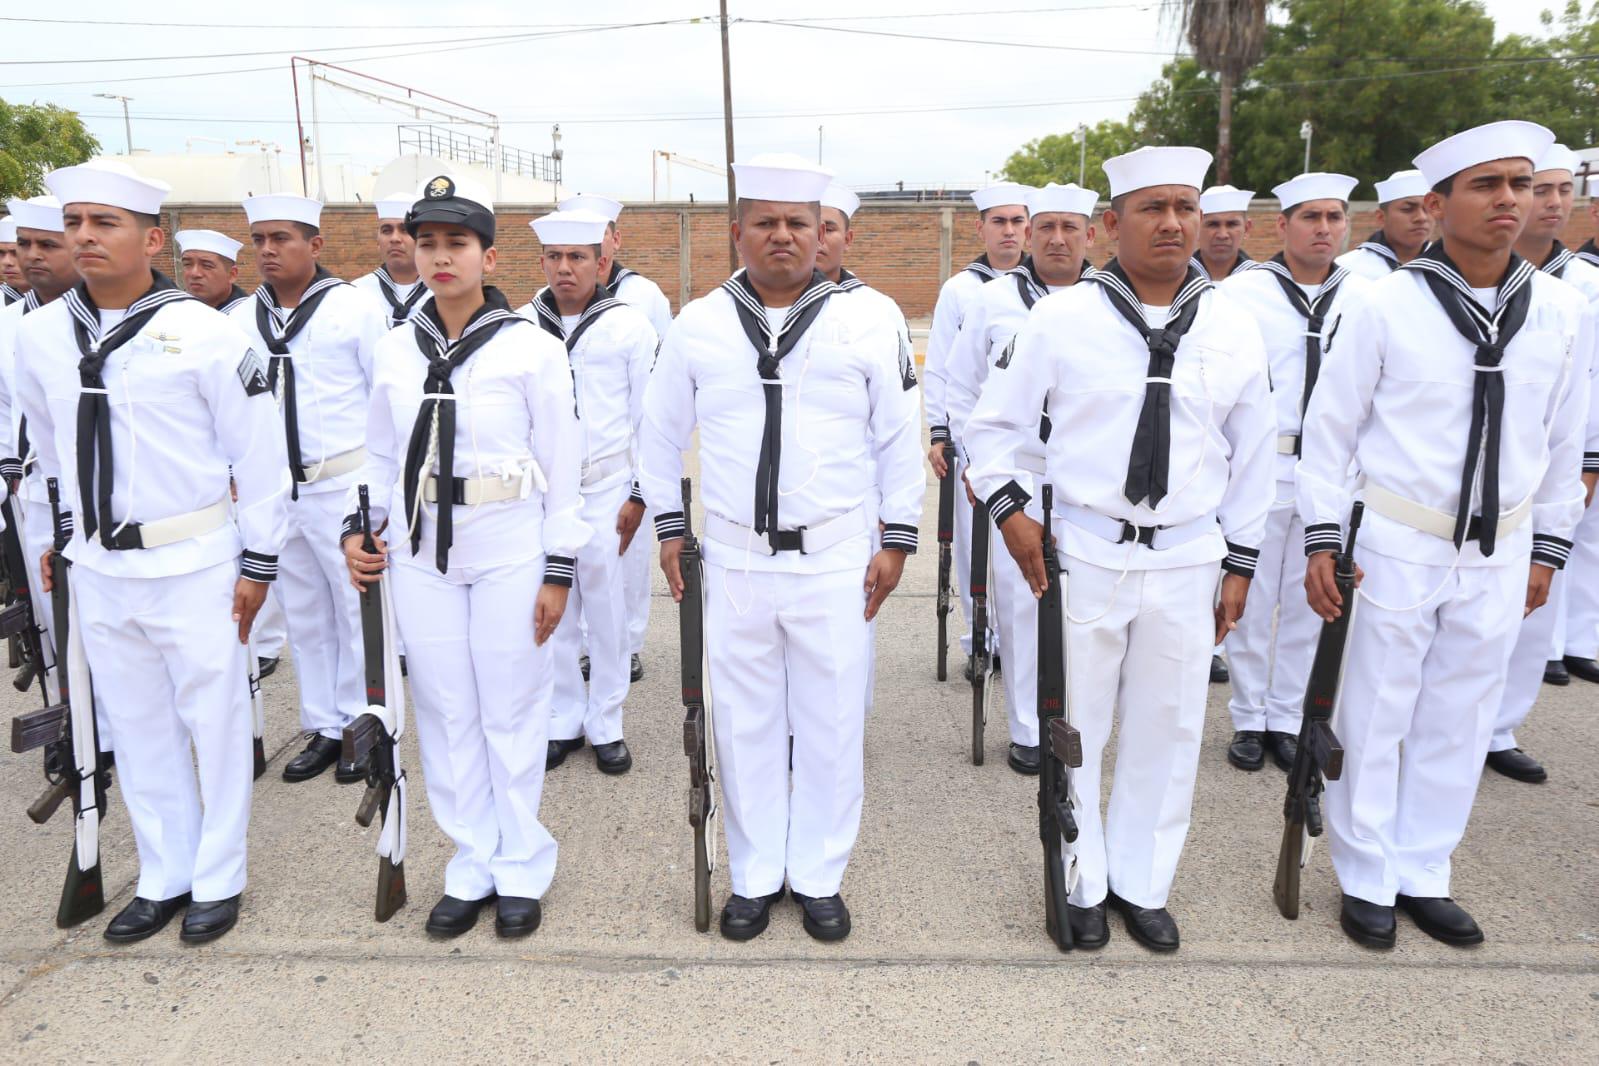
left=424, top=176, right=454, bottom=200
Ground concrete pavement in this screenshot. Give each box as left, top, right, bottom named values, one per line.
left=0, top=469, right=1595, bottom=1063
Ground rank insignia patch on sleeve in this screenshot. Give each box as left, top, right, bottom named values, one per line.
left=898, top=333, right=917, bottom=391
left=237, top=348, right=271, bottom=396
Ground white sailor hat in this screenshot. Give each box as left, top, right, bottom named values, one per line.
left=1199, top=184, right=1253, bottom=214
left=821, top=183, right=861, bottom=219
left=531, top=209, right=610, bottom=247
left=970, top=181, right=1033, bottom=213
left=242, top=194, right=323, bottom=228
left=175, top=229, right=242, bottom=261
left=1373, top=169, right=1428, bottom=204
left=1535, top=142, right=1580, bottom=176
left=731, top=153, right=834, bottom=204
left=1027, top=182, right=1098, bottom=218
left=45, top=158, right=170, bottom=215
left=374, top=194, right=414, bottom=220
left=558, top=194, right=624, bottom=223
left=1103, top=146, right=1213, bottom=199
left=1272, top=172, right=1359, bottom=212
left=5, top=195, right=63, bottom=233
left=1412, top=120, right=1554, bottom=188
left=0, top=217, right=14, bottom=243
left=1588, top=175, right=1599, bottom=198
left=406, top=174, right=496, bottom=244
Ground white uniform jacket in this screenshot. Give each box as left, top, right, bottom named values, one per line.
left=353, top=267, right=433, bottom=329
left=608, top=264, right=673, bottom=343
left=923, top=258, right=1002, bottom=443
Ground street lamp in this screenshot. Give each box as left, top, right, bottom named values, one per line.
left=550, top=123, right=563, bottom=200
left=94, top=93, right=134, bottom=154
left=1075, top=122, right=1088, bottom=185
left=1300, top=120, right=1314, bottom=173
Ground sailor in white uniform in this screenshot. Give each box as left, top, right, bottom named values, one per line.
left=1335, top=169, right=1434, bottom=280
left=945, top=181, right=1098, bottom=773
left=639, top=154, right=923, bottom=943
left=559, top=192, right=670, bottom=679
left=923, top=181, right=1031, bottom=671
left=966, top=146, right=1275, bottom=953
left=15, top=159, right=290, bottom=943
left=229, top=194, right=388, bottom=783
left=343, top=174, right=588, bottom=939
left=1218, top=172, right=1370, bottom=773
left=1488, top=142, right=1599, bottom=783
left=0, top=215, right=25, bottom=305
left=1192, top=184, right=1258, bottom=281
left=1298, top=122, right=1589, bottom=949
left=351, top=194, right=432, bottom=329
left=521, top=209, right=656, bottom=777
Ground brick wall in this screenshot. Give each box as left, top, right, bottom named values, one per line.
left=160, top=201, right=1599, bottom=320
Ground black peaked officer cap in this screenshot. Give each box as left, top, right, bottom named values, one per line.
left=405, top=175, right=496, bottom=247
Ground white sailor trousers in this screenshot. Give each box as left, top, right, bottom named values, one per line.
left=74, top=559, right=253, bottom=902
left=622, top=502, right=653, bottom=656
left=1325, top=548, right=1522, bottom=905
left=1056, top=554, right=1215, bottom=910
left=703, top=561, right=868, bottom=898
left=1555, top=499, right=1599, bottom=659
left=550, top=477, right=631, bottom=745
left=1493, top=566, right=1560, bottom=753
left=391, top=558, right=558, bottom=901
left=252, top=584, right=288, bottom=661
left=1226, top=493, right=1318, bottom=733
left=952, top=447, right=997, bottom=656
left=276, top=489, right=364, bottom=738
left=991, top=493, right=1043, bottom=747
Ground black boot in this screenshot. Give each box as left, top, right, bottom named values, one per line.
left=1265, top=731, right=1298, bottom=771
left=593, top=740, right=633, bottom=775
left=1209, top=654, right=1230, bottom=683
left=630, top=653, right=645, bottom=683
left=1007, top=743, right=1040, bottom=775
left=1107, top=891, right=1179, bottom=952
left=1543, top=659, right=1570, bottom=685
left=793, top=892, right=851, bottom=942
left=546, top=736, right=585, bottom=771
left=1067, top=902, right=1109, bottom=949
left=495, top=896, right=542, bottom=938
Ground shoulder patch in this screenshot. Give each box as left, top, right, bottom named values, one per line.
left=237, top=348, right=271, bottom=396
left=994, top=336, right=1016, bottom=370
left=898, top=333, right=917, bottom=391
left=1323, top=314, right=1341, bottom=356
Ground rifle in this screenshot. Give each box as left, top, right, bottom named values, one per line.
left=0, top=490, right=50, bottom=702
left=1036, top=485, right=1082, bottom=951
left=969, top=501, right=995, bottom=765
left=40, top=477, right=108, bottom=928
left=245, top=627, right=267, bottom=780
left=934, top=459, right=955, bottom=681
left=1274, top=501, right=1363, bottom=920
left=340, top=484, right=407, bottom=922
left=678, top=477, right=719, bottom=932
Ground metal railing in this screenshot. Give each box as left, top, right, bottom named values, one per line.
left=397, top=124, right=561, bottom=183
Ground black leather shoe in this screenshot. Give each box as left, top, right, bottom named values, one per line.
left=1227, top=730, right=1265, bottom=771
left=1544, top=659, right=1570, bottom=685
left=1007, top=743, right=1040, bottom=775
left=1210, top=654, right=1230, bottom=683
left=630, top=653, right=645, bottom=683
left=256, top=656, right=279, bottom=679
left=426, top=893, right=494, bottom=938
left=1107, top=891, right=1179, bottom=952
left=546, top=736, right=585, bottom=771
left=1397, top=894, right=1483, bottom=946
left=593, top=740, right=633, bottom=775
left=281, top=734, right=341, bottom=782
left=1266, top=731, right=1298, bottom=772
left=104, top=894, right=190, bottom=943
left=1486, top=747, right=1547, bottom=784
left=719, top=888, right=785, bottom=941
left=579, top=654, right=590, bottom=681
left=1563, top=655, right=1599, bottom=683
left=793, top=892, right=851, bottom=942
left=1067, top=902, right=1109, bottom=949
left=1339, top=894, right=1396, bottom=949
left=334, top=748, right=371, bottom=785
left=495, top=896, right=542, bottom=938
left=180, top=895, right=240, bottom=943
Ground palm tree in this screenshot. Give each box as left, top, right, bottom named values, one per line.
left=1173, top=0, right=1268, bottom=183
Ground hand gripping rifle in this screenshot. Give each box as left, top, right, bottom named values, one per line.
left=678, top=478, right=720, bottom=932
left=969, top=501, right=995, bottom=765
left=934, top=458, right=955, bottom=681
left=340, top=485, right=408, bottom=922
left=0, top=484, right=50, bottom=701
left=1036, top=485, right=1082, bottom=950
left=1274, top=501, right=1363, bottom=920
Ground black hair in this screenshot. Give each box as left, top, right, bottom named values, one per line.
left=735, top=198, right=821, bottom=222
left=1432, top=176, right=1454, bottom=196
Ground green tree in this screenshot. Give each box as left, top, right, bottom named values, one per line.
left=999, top=119, right=1139, bottom=189
left=0, top=99, right=99, bottom=201
left=1171, top=0, right=1269, bottom=183
left=1487, top=1, right=1599, bottom=149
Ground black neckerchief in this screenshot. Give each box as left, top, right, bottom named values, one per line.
left=1259, top=253, right=1349, bottom=443
left=1012, top=257, right=1048, bottom=310
left=1087, top=259, right=1211, bottom=508
left=1577, top=239, right=1599, bottom=269
left=836, top=268, right=866, bottom=292
left=1357, top=230, right=1402, bottom=270
left=531, top=282, right=624, bottom=352
left=0, top=284, right=19, bottom=306
left=1191, top=251, right=1253, bottom=280
left=720, top=268, right=837, bottom=549
left=965, top=254, right=1001, bottom=282
left=402, top=286, right=520, bottom=573
left=1401, top=244, right=1535, bottom=555
left=1539, top=241, right=1575, bottom=279
left=255, top=266, right=346, bottom=495
left=606, top=262, right=638, bottom=290
left=218, top=285, right=251, bottom=314
left=63, top=272, right=191, bottom=547
left=373, top=265, right=429, bottom=328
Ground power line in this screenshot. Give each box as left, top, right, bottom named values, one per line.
left=738, top=17, right=1189, bottom=57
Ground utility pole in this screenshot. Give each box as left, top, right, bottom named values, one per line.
left=1300, top=120, right=1313, bottom=173
left=818, top=125, right=824, bottom=165
left=1076, top=123, right=1087, bottom=186
left=94, top=93, right=134, bottom=154
left=720, top=0, right=738, bottom=272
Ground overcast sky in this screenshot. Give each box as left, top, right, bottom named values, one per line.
left=0, top=0, right=1563, bottom=202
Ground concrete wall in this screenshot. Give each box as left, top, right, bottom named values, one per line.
left=159, top=201, right=1599, bottom=318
